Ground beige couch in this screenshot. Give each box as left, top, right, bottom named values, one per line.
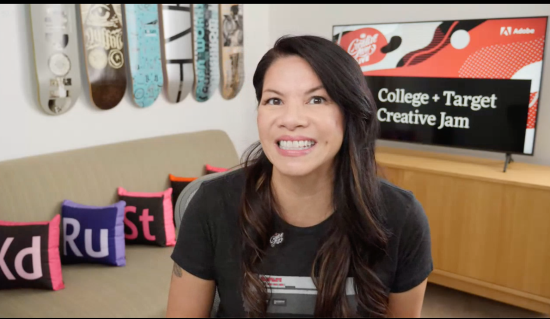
left=0, top=130, right=240, bottom=318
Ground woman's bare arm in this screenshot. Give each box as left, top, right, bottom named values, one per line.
left=166, top=263, right=216, bottom=318
left=387, top=279, right=428, bottom=318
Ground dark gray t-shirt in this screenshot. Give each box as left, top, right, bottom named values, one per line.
left=171, top=169, right=433, bottom=317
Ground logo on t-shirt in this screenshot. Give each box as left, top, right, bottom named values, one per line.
left=270, top=233, right=284, bottom=247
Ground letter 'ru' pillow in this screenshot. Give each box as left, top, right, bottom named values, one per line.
left=118, top=187, right=176, bottom=247
left=0, top=215, right=64, bottom=291
left=61, top=200, right=126, bottom=267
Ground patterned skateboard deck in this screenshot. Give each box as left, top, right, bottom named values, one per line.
left=159, top=4, right=193, bottom=103
left=124, top=4, right=164, bottom=108
left=219, top=4, right=244, bottom=100
left=79, top=4, right=126, bottom=110
left=192, top=4, right=219, bottom=102
left=30, top=4, right=82, bottom=115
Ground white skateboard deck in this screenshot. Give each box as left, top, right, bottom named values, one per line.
left=159, top=4, right=194, bottom=103
left=30, top=4, right=81, bottom=115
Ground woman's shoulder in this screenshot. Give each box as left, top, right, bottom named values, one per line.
left=190, top=167, right=246, bottom=214
left=378, top=178, right=428, bottom=232
left=200, top=167, right=246, bottom=193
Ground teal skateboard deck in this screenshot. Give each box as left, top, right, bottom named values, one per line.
left=124, top=4, right=164, bottom=108
left=79, top=4, right=126, bottom=110
left=30, top=4, right=82, bottom=115
left=219, top=4, right=244, bottom=100
left=159, top=4, right=194, bottom=103
left=192, top=4, right=219, bottom=102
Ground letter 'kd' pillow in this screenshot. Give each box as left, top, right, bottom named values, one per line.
left=0, top=215, right=64, bottom=291
left=118, top=187, right=176, bottom=247
left=61, top=200, right=126, bottom=267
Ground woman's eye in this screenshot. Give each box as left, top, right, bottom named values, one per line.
left=308, top=96, right=326, bottom=104
left=265, top=98, right=282, bottom=105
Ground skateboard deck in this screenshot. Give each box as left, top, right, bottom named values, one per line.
left=124, top=4, right=164, bottom=108
left=79, top=4, right=126, bottom=110
left=30, top=4, right=82, bottom=115
left=192, top=4, right=219, bottom=102
left=159, top=4, right=193, bottom=103
left=219, top=4, right=244, bottom=100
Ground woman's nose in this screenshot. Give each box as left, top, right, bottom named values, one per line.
left=278, top=103, right=308, bottom=130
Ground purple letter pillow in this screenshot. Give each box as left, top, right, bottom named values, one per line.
left=61, top=200, right=126, bottom=267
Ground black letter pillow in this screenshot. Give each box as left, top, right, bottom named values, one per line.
left=169, top=174, right=197, bottom=217
left=118, top=187, right=176, bottom=247
left=0, top=215, right=64, bottom=291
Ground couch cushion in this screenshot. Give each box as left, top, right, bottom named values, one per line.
left=0, top=246, right=173, bottom=318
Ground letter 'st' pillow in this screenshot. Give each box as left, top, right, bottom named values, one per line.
left=0, top=215, right=64, bottom=291
left=118, top=187, right=176, bottom=247
left=61, top=200, right=126, bottom=267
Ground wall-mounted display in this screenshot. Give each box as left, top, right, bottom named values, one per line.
left=80, top=4, right=127, bottom=110
left=30, top=4, right=82, bottom=115
left=159, top=4, right=194, bottom=104
left=219, top=4, right=244, bottom=100
left=192, top=4, right=220, bottom=102
left=124, top=4, right=164, bottom=108
left=334, top=16, right=547, bottom=156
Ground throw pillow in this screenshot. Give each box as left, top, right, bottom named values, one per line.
left=205, top=164, right=229, bottom=174
left=61, top=200, right=126, bottom=267
left=169, top=174, right=197, bottom=212
left=0, top=215, right=64, bottom=291
left=118, top=187, right=176, bottom=247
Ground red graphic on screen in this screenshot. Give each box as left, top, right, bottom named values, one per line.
left=360, top=19, right=545, bottom=79
left=402, top=21, right=459, bottom=67
left=459, top=37, right=544, bottom=78
left=339, top=28, right=387, bottom=67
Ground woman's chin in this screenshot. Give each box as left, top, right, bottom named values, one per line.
left=273, top=162, right=317, bottom=178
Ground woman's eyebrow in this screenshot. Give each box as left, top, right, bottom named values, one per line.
left=263, top=85, right=325, bottom=96
left=263, top=89, right=283, bottom=95
left=305, top=85, right=324, bottom=95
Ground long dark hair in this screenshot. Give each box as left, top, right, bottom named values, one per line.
left=239, top=35, right=389, bottom=317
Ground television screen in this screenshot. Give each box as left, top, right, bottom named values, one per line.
left=333, top=16, right=547, bottom=155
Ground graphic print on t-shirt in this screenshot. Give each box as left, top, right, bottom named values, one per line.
left=256, top=275, right=357, bottom=316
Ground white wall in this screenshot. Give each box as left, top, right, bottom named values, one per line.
left=0, top=4, right=269, bottom=163
left=269, top=4, right=550, bottom=166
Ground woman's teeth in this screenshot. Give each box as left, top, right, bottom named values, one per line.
left=278, top=140, right=316, bottom=151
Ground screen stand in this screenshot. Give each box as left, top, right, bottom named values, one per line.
left=503, top=153, right=514, bottom=173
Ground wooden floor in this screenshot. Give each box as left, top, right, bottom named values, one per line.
left=422, top=284, right=549, bottom=318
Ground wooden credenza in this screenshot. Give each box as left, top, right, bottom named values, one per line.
left=376, top=146, right=550, bottom=315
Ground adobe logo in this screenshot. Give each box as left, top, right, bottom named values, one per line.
left=124, top=206, right=156, bottom=241
left=0, top=237, right=42, bottom=281
left=501, top=26, right=535, bottom=36
left=500, top=26, right=512, bottom=36
left=63, top=218, right=109, bottom=258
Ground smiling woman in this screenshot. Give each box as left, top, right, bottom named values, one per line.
left=167, top=35, right=433, bottom=318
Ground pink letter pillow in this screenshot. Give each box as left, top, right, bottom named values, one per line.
left=0, top=215, right=64, bottom=291
left=205, top=164, right=229, bottom=175
left=118, top=187, right=176, bottom=247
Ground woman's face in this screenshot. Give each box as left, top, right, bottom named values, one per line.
left=257, top=55, right=345, bottom=177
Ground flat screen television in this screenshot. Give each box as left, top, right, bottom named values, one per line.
left=333, top=16, right=548, bottom=156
